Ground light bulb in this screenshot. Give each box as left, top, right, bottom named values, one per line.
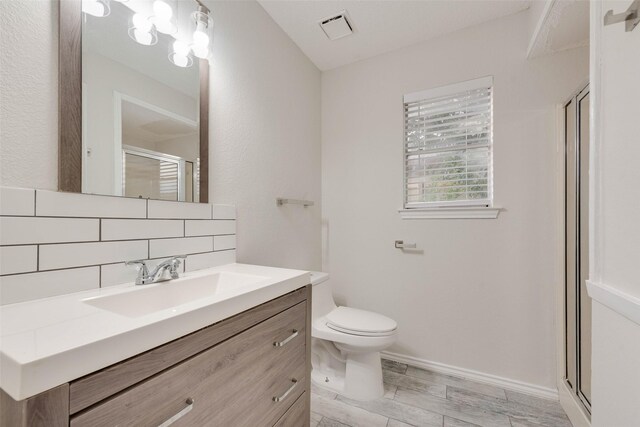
left=153, top=0, right=172, bottom=20
left=172, top=54, right=189, bottom=67
left=132, top=13, right=152, bottom=32
left=133, top=29, right=153, bottom=45
left=191, top=44, right=209, bottom=59
left=128, top=14, right=157, bottom=46
left=173, top=40, right=190, bottom=56
left=193, top=30, right=209, bottom=47
left=169, top=41, right=193, bottom=68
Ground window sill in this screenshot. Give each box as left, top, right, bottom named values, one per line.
left=398, top=206, right=501, bottom=219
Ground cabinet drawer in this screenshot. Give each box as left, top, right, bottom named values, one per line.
left=274, top=392, right=308, bottom=427
left=71, top=302, right=307, bottom=427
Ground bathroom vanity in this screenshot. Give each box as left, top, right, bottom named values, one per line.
left=0, top=264, right=311, bottom=426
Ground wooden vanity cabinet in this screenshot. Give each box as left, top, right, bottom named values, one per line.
left=0, top=286, right=312, bottom=427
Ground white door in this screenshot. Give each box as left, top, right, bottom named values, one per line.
left=589, top=1, right=640, bottom=426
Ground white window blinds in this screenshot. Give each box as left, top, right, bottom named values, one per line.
left=403, top=77, right=493, bottom=208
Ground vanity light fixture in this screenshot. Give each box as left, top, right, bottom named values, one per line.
left=169, top=40, right=193, bottom=68
left=152, top=0, right=178, bottom=35
left=190, top=6, right=213, bottom=59
left=82, top=0, right=110, bottom=17
left=128, top=13, right=158, bottom=46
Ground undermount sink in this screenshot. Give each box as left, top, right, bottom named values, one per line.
left=83, top=271, right=268, bottom=317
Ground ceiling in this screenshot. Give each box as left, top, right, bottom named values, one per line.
left=258, top=0, right=532, bottom=71
left=122, top=100, right=198, bottom=144
left=528, top=0, right=589, bottom=58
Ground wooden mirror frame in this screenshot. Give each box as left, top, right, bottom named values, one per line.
left=58, top=0, right=209, bottom=202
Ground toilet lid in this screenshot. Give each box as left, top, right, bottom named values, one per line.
left=325, top=306, right=397, bottom=336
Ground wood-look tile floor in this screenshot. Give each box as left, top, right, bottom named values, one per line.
left=310, top=359, right=573, bottom=427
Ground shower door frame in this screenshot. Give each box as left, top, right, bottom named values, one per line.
left=563, top=83, right=591, bottom=416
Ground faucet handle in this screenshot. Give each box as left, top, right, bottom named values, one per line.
left=169, top=255, right=187, bottom=279
left=125, top=259, right=149, bottom=285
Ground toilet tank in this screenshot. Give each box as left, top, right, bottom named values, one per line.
left=309, top=271, right=337, bottom=319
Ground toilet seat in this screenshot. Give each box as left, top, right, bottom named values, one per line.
left=325, top=306, right=397, bottom=337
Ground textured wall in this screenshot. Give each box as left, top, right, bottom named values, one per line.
left=322, top=10, right=589, bottom=391
left=0, top=0, right=59, bottom=190
left=207, top=1, right=322, bottom=271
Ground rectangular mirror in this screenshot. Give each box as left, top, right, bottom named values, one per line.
left=59, top=0, right=210, bottom=202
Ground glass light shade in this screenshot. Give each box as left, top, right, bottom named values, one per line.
left=173, top=40, right=190, bottom=56
left=153, top=0, right=173, bottom=20
left=169, top=41, right=193, bottom=68
left=168, top=52, right=193, bottom=68
left=192, top=28, right=209, bottom=48
left=190, top=8, right=213, bottom=59
left=82, top=0, right=110, bottom=17
left=132, top=13, right=153, bottom=32
left=128, top=14, right=157, bottom=46
left=152, top=0, right=177, bottom=35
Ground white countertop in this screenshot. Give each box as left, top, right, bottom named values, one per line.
left=0, top=263, right=310, bottom=401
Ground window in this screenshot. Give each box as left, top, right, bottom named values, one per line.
left=403, top=77, right=493, bottom=210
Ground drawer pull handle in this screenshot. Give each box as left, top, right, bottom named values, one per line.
left=273, top=329, right=299, bottom=347
left=272, top=379, right=298, bottom=402
left=158, top=397, right=194, bottom=427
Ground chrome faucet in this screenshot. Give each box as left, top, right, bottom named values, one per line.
left=125, top=255, right=187, bottom=285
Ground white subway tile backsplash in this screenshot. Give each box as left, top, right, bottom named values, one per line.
left=185, top=250, right=236, bottom=272
left=214, top=235, right=237, bottom=251
left=0, top=267, right=99, bottom=305
left=148, top=200, right=211, bottom=219
left=212, top=204, right=236, bottom=220
left=0, top=186, right=237, bottom=303
left=185, top=220, right=236, bottom=237
left=39, top=240, right=148, bottom=270
left=0, top=187, right=35, bottom=216
left=0, top=246, right=37, bottom=275
left=101, top=219, right=184, bottom=241
left=100, top=258, right=186, bottom=287
left=36, top=190, right=146, bottom=218
left=0, top=217, right=99, bottom=245
left=149, top=236, right=213, bottom=258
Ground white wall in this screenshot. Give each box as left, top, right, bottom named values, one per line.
left=206, top=0, right=322, bottom=271
left=0, top=0, right=58, bottom=191
left=0, top=0, right=322, bottom=271
left=589, top=1, right=640, bottom=425
left=322, top=10, right=588, bottom=391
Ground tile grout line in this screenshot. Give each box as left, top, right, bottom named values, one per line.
left=0, top=248, right=237, bottom=277
left=0, top=233, right=235, bottom=247
left=0, top=214, right=234, bottom=220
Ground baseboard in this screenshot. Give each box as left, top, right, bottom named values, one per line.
left=381, top=351, right=558, bottom=400
left=558, top=380, right=591, bottom=427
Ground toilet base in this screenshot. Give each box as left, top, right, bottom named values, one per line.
left=311, top=342, right=384, bottom=401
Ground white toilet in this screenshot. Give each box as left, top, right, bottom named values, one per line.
left=310, top=272, right=398, bottom=401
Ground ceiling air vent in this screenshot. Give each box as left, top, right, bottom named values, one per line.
left=319, top=11, right=354, bottom=41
